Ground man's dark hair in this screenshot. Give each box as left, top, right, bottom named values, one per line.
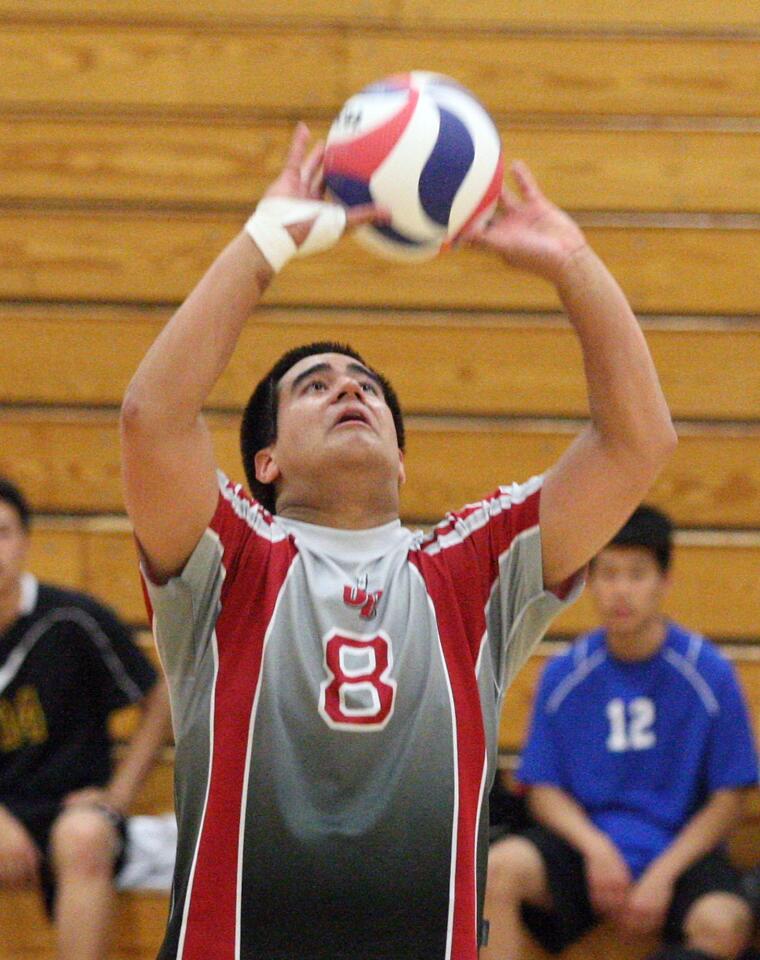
left=608, top=504, right=674, bottom=572
left=0, top=476, right=31, bottom=530
left=240, top=342, right=405, bottom=514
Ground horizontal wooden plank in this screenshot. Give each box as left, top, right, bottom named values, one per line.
left=0, top=0, right=396, bottom=26
left=2, top=306, right=759, bottom=421
left=347, top=34, right=760, bottom=119
left=24, top=516, right=760, bottom=638
left=400, top=0, right=760, bottom=32
left=1, top=26, right=760, bottom=118
left=499, top=644, right=760, bottom=753
left=4, top=410, right=759, bottom=526
left=4, top=119, right=760, bottom=214
left=2, top=212, right=760, bottom=314
left=0, top=0, right=758, bottom=33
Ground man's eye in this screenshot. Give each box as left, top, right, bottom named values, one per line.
left=361, top=381, right=378, bottom=394
left=307, top=381, right=327, bottom=391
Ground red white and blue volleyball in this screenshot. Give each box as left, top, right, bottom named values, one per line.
left=323, top=71, right=504, bottom=261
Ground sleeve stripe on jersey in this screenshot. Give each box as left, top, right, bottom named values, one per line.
left=420, top=475, right=543, bottom=556
left=0, top=608, right=143, bottom=703
left=662, top=647, right=720, bottom=716
left=217, top=472, right=289, bottom=543
left=546, top=646, right=607, bottom=715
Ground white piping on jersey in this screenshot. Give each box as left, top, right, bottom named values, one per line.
left=235, top=555, right=301, bottom=960
left=176, top=529, right=226, bottom=960
left=546, top=643, right=608, bottom=715
left=662, top=643, right=720, bottom=717
left=409, top=562, right=461, bottom=960
left=0, top=605, right=142, bottom=701
left=419, top=475, right=543, bottom=557
left=474, top=746, right=490, bottom=950
left=218, top=473, right=289, bottom=543
left=687, top=631, right=704, bottom=664
left=19, top=572, right=38, bottom=615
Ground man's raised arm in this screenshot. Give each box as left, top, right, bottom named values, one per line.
left=120, top=125, right=373, bottom=581
left=468, top=163, right=677, bottom=590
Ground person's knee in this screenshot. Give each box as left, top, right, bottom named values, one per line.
left=487, top=836, right=548, bottom=905
left=683, top=892, right=754, bottom=960
left=49, top=808, right=118, bottom=879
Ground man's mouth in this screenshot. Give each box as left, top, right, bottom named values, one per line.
left=335, top=408, right=371, bottom=428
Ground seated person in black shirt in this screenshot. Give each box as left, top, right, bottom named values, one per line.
left=0, top=477, right=171, bottom=960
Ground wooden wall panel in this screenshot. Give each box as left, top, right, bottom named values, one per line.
left=26, top=519, right=760, bottom=636
left=3, top=120, right=760, bottom=214
left=346, top=34, right=760, bottom=118
left=2, top=413, right=759, bottom=527
left=2, top=212, right=760, bottom=315
left=0, top=0, right=397, bottom=25
left=1, top=26, right=759, bottom=118
left=3, top=306, right=759, bottom=421
left=399, top=0, right=760, bottom=31
left=0, top=0, right=758, bottom=32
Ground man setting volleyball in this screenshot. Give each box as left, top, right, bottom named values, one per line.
left=120, top=123, right=676, bottom=960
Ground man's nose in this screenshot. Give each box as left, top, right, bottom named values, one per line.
left=336, top=377, right=364, bottom=400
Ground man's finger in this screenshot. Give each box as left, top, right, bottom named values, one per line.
left=301, top=142, right=325, bottom=192
left=283, top=122, right=311, bottom=175
left=511, top=160, right=542, bottom=202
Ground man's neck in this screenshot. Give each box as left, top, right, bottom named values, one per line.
left=0, top=579, right=22, bottom=636
left=605, top=616, right=667, bottom=662
left=275, top=475, right=400, bottom=530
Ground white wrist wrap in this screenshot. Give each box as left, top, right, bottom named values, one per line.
left=244, top=197, right=347, bottom=273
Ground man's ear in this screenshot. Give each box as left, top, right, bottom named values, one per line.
left=254, top=447, right=281, bottom=485
left=398, top=449, right=406, bottom=487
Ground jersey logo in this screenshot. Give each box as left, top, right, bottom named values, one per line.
left=319, top=629, right=396, bottom=730
left=343, top=577, right=383, bottom=620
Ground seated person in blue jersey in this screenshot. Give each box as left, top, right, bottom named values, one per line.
left=0, top=477, right=172, bottom=960
left=482, top=505, right=759, bottom=960
left=119, top=124, right=677, bottom=960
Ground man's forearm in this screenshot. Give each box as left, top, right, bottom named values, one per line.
left=555, top=245, right=675, bottom=463
left=645, top=789, right=747, bottom=882
left=107, top=681, right=173, bottom=813
left=123, top=232, right=272, bottom=435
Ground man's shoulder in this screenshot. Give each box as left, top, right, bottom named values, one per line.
left=664, top=622, right=730, bottom=676
left=540, top=630, right=607, bottom=690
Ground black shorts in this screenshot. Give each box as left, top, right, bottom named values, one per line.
left=7, top=799, right=128, bottom=916
left=518, top=825, right=744, bottom=954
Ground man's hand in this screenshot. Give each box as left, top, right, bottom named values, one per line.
left=617, top=862, right=673, bottom=936
left=0, top=805, right=39, bottom=889
left=64, top=787, right=124, bottom=816
left=464, top=161, right=587, bottom=283
left=254, top=122, right=383, bottom=253
left=583, top=834, right=633, bottom=918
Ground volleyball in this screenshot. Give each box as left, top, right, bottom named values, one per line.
left=323, top=71, right=504, bottom=261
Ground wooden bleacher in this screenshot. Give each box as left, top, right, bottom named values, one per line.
left=0, top=1, right=758, bottom=957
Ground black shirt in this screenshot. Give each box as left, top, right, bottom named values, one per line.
left=0, top=576, right=156, bottom=807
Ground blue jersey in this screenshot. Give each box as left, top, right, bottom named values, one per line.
left=517, top=623, right=759, bottom=878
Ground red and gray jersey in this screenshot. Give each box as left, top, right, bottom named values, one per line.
left=144, top=472, right=581, bottom=960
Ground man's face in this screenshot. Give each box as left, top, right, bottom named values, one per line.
left=255, top=352, right=404, bottom=503
left=588, top=545, right=669, bottom=636
left=0, top=500, right=28, bottom=598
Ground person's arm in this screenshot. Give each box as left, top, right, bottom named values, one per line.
left=121, top=124, right=376, bottom=581
left=528, top=783, right=632, bottom=916
left=469, top=164, right=677, bottom=590
left=0, top=805, right=40, bottom=888
left=65, top=680, right=172, bottom=815
left=619, top=788, right=748, bottom=936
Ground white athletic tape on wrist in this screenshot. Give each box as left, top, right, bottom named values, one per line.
left=244, top=197, right=348, bottom=272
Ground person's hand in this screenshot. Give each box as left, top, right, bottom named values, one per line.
left=0, top=804, right=39, bottom=889
left=583, top=834, right=633, bottom=918
left=64, top=786, right=124, bottom=816
left=616, top=862, right=673, bottom=936
left=464, top=160, right=588, bottom=283
left=250, top=122, right=384, bottom=256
